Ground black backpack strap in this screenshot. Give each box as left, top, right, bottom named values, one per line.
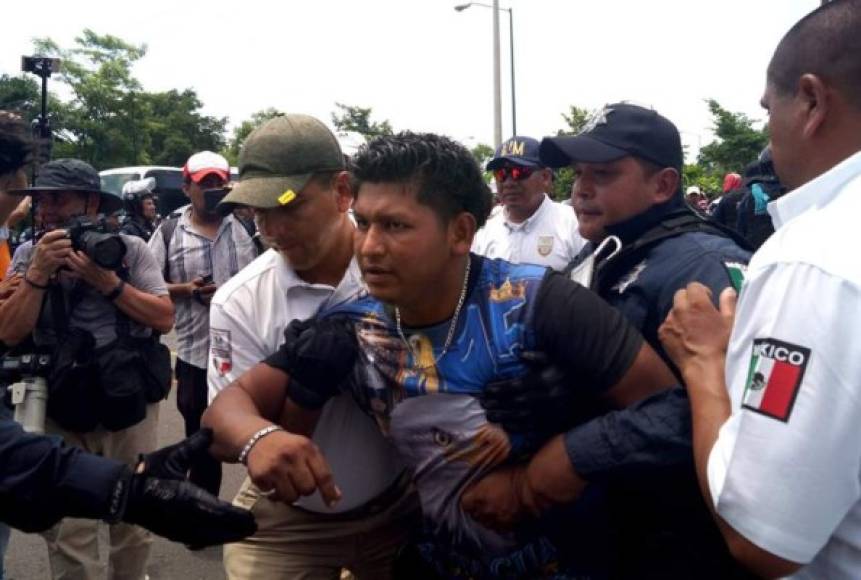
left=48, top=280, right=88, bottom=340
left=625, top=209, right=753, bottom=255
left=593, top=209, right=753, bottom=293
left=112, top=267, right=133, bottom=340
left=235, top=215, right=263, bottom=255
left=157, top=213, right=181, bottom=281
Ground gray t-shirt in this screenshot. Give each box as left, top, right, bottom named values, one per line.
left=10, top=235, right=169, bottom=347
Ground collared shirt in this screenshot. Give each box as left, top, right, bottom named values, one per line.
left=207, top=249, right=403, bottom=513
left=708, top=150, right=861, bottom=578
left=148, top=204, right=257, bottom=368
left=471, top=194, right=585, bottom=271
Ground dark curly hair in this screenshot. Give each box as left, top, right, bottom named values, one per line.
left=0, top=112, right=33, bottom=176
left=350, top=132, right=493, bottom=229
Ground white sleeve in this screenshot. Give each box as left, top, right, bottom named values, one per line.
left=708, top=262, right=861, bottom=563
left=564, top=210, right=587, bottom=259
left=471, top=224, right=489, bottom=255
left=207, top=295, right=270, bottom=404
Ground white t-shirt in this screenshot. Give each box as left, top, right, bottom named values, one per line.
left=471, top=194, right=585, bottom=272
left=207, top=248, right=404, bottom=513
left=708, top=150, right=861, bottom=578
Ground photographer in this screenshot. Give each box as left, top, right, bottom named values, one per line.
left=0, top=157, right=175, bottom=580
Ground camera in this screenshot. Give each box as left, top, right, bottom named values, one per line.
left=1, top=352, right=52, bottom=379
left=21, top=56, right=61, bottom=76
left=1, top=353, right=51, bottom=435
left=66, top=216, right=127, bottom=270
left=200, top=274, right=214, bottom=285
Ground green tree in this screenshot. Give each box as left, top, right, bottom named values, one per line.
left=557, top=105, right=591, bottom=136
left=551, top=105, right=594, bottom=200
left=697, top=99, right=768, bottom=177
left=141, top=89, right=228, bottom=166
left=470, top=143, right=494, bottom=169
left=682, top=163, right=722, bottom=196
left=331, top=103, right=392, bottom=139
left=25, top=30, right=227, bottom=169
left=223, top=108, right=285, bottom=165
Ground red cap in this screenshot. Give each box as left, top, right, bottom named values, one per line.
left=183, top=151, right=230, bottom=183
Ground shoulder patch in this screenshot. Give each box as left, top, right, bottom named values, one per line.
left=742, top=338, right=810, bottom=422
left=723, top=261, right=747, bottom=292
left=611, top=260, right=647, bottom=294
left=210, top=328, right=233, bottom=376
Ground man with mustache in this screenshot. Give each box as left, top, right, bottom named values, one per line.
left=205, top=131, right=679, bottom=578
left=148, top=150, right=258, bottom=496
left=206, top=115, right=415, bottom=580
left=472, top=136, right=584, bottom=271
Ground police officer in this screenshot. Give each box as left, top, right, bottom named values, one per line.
left=0, top=158, right=175, bottom=580
left=478, top=104, right=754, bottom=578
left=660, top=1, right=861, bottom=577
left=120, top=177, right=158, bottom=242
left=472, top=136, right=585, bottom=271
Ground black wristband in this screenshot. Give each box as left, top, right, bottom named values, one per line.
left=24, top=272, right=50, bottom=290
left=104, top=279, right=126, bottom=301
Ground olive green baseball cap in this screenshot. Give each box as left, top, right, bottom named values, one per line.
left=218, top=114, right=345, bottom=213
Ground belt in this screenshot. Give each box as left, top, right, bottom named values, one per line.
left=292, top=469, right=413, bottom=521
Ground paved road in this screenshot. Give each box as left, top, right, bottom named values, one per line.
left=5, top=334, right=247, bottom=580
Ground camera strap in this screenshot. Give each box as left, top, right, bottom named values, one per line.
left=48, top=280, right=87, bottom=340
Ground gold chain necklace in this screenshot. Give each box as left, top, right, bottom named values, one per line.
left=394, top=259, right=471, bottom=370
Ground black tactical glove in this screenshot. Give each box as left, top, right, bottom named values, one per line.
left=480, top=351, right=579, bottom=436
left=278, top=316, right=358, bottom=409
left=111, top=429, right=257, bottom=549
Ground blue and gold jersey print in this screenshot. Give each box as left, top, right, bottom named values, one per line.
left=322, top=257, right=577, bottom=579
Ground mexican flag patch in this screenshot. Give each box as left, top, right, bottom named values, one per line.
left=742, top=338, right=811, bottom=422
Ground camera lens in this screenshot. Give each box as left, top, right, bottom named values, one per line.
left=80, top=231, right=127, bottom=269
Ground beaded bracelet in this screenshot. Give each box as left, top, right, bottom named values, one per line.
left=237, top=425, right=285, bottom=465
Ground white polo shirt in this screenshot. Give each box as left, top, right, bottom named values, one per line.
left=208, top=248, right=403, bottom=513
left=708, top=150, right=861, bottom=578
left=471, top=194, right=585, bottom=271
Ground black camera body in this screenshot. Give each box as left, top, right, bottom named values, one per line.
left=0, top=353, right=52, bottom=381
left=66, top=216, right=127, bottom=270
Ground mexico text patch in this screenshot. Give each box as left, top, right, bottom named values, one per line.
left=742, top=338, right=810, bottom=422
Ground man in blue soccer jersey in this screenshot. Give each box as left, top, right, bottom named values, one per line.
left=205, top=132, right=678, bottom=578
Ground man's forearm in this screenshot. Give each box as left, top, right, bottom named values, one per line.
left=679, top=359, right=730, bottom=507
left=680, top=359, right=803, bottom=578
left=203, top=385, right=277, bottom=462
left=521, top=434, right=588, bottom=514
left=167, top=283, right=191, bottom=300
left=0, top=280, right=47, bottom=345
left=113, top=287, right=174, bottom=334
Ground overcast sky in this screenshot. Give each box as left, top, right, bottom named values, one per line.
left=1, top=0, right=818, bottom=162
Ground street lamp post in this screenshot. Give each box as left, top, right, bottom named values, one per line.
left=455, top=2, right=516, bottom=146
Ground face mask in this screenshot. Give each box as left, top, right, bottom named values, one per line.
left=569, top=235, right=622, bottom=288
